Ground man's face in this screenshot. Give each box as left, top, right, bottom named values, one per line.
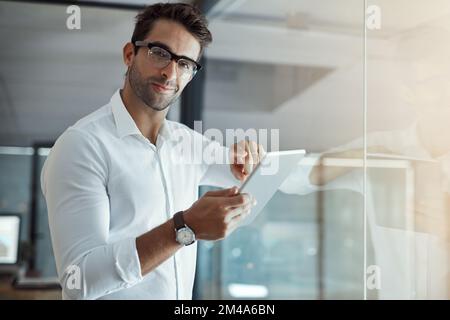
left=128, top=19, right=201, bottom=111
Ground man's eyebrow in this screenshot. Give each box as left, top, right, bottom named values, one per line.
left=150, top=41, right=173, bottom=52
left=150, top=41, right=197, bottom=62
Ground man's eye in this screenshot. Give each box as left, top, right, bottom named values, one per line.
left=179, top=60, right=192, bottom=70
left=152, top=48, right=168, bottom=58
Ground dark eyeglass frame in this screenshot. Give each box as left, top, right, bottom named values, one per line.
left=133, top=40, right=202, bottom=74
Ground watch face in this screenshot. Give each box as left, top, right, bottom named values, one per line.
left=176, top=227, right=195, bottom=245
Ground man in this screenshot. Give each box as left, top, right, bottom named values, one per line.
left=41, top=3, right=263, bottom=300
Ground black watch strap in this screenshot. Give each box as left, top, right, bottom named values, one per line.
left=173, top=211, right=185, bottom=231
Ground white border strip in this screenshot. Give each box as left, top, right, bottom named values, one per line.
left=363, top=0, right=368, bottom=300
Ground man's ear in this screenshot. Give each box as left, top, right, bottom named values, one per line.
left=123, top=42, right=135, bottom=68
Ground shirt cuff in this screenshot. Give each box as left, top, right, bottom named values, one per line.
left=113, top=237, right=143, bottom=287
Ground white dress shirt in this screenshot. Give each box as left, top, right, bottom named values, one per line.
left=41, top=89, right=237, bottom=300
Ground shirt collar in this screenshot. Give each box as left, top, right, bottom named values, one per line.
left=110, top=89, right=175, bottom=142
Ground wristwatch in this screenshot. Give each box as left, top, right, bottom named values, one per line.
left=173, top=211, right=196, bottom=246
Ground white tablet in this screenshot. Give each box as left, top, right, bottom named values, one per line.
left=238, top=149, right=305, bottom=226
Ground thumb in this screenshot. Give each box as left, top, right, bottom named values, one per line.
left=205, top=186, right=239, bottom=197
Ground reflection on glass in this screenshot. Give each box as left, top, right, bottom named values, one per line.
left=366, top=7, right=450, bottom=298
left=305, top=6, right=450, bottom=298
left=196, top=0, right=365, bottom=299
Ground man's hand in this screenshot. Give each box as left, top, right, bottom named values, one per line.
left=183, top=187, right=256, bottom=240
left=230, top=140, right=266, bottom=182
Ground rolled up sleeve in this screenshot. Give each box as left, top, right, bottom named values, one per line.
left=41, top=128, right=143, bottom=300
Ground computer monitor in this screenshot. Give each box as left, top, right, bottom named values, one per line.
left=0, top=214, right=21, bottom=266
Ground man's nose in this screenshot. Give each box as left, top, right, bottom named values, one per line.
left=161, top=60, right=178, bottom=82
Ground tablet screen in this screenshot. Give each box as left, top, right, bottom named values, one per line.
left=238, top=150, right=305, bottom=226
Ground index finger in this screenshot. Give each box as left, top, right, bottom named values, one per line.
left=244, top=140, right=254, bottom=175
left=235, top=141, right=247, bottom=164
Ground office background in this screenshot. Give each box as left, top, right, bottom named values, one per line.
left=1, top=0, right=449, bottom=299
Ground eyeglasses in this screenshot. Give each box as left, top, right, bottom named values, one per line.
left=134, top=40, right=201, bottom=79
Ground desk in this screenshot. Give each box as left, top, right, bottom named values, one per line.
left=0, top=276, right=61, bottom=300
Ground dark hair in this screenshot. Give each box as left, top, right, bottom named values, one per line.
left=131, top=3, right=212, bottom=58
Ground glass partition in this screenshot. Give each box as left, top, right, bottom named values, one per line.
left=194, top=0, right=366, bottom=299
left=366, top=0, right=450, bottom=299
